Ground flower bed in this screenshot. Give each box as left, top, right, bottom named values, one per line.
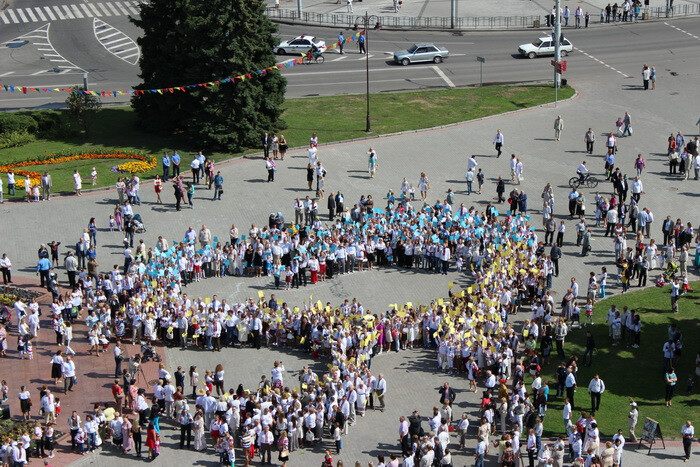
left=0, top=285, right=44, bottom=306
left=0, top=150, right=157, bottom=185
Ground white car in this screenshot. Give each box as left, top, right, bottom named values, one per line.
left=274, top=35, right=326, bottom=55
left=518, top=36, right=573, bottom=59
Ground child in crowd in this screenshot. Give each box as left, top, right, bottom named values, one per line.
left=109, top=215, right=116, bottom=232
left=584, top=299, right=594, bottom=326
left=91, top=168, right=97, bottom=186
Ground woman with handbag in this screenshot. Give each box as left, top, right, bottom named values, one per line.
left=278, top=430, right=290, bottom=466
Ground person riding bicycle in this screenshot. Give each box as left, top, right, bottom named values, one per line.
left=577, top=161, right=590, bottom=183
left=307, top=43, right=320, bottom=62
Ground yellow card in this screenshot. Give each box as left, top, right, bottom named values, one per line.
left=258, top=291, right=265, bottom=299
left=294, top=306, right=300, bottom=312
left=467, top=287, right=473, bottom=294
left=458, top=318, right=466, bottom=323
left=205, top=296, right=211, bottom=304
left=277, top=299, right=283, bottom=305
left=405, top=302, right=412, bottom=308
left=437, top=298, right=444, bottom=306
left=448, top=282, right=454, bottom=288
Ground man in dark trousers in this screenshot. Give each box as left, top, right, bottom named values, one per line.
left=328, top=192, right=336, bottom=220
left=438, top=382, right=456, bottom=406
left=261, top=132, right=271, bottom=159
left=550, top=243, right=562, bottom=276
left=496, top=177, right=505, bottom=203
left=179, top=407, right=193, bottom=449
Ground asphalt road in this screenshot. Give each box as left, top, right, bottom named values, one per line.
left=0, top=0, right=699, bottom=108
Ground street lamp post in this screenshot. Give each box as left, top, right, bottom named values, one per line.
left=356, top=12, right=380, bottom=133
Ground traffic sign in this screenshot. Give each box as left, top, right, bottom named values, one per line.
left=476, top=56, right=486, bottom=63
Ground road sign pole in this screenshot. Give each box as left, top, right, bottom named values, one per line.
left=451, top=0, right=456, bottom=29
left=476, top=56, right=485, bottom=87
left=83, top=72, right=89, bottom=91
left=297, top=0, right=302, bottom=17
left=553, top=0, right=561, bottom=107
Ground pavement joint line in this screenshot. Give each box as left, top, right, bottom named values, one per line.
left=42, top=6, right=57, bottom=20
left=431, top=65, right=455, bottom=87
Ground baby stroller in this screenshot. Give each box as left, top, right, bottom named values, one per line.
left=140, top=341, right=161, bottom=362
left=132, top=213, right=146, bottom=233
left=663, top=261, right=678, bottom=281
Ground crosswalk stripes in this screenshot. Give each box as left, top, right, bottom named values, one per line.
left=0, top=1, right=145, bottom=24
left=93, top=18, right=140, bottom=65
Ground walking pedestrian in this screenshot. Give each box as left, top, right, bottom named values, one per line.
left=681, top=420, right=694, bottom=462
left=554, top=115, right=564, bottom=141
left=493, top=130, right=504, bottom=157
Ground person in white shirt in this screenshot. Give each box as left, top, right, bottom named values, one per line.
left=681, top=420, right=694, bottom=462
left=375, top=374, right=387, bottom=412
left=493, top=130, right=504, bottom=157
left=271, top=361, right=285, bottom=387
left=562, top=398, right=573, bottom=434
left=587, top=374, right=605, bottom=413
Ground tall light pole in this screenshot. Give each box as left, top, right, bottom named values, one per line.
left=356, top=12, right=380, bottom=132
left=297, top=0, right=302, bottom=17
left=553, top=0, right=561, bottom=107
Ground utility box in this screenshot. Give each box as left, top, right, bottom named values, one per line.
left=533, top=19, right=541, bottom=28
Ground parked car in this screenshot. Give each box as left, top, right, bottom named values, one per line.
left=518, top=36, right=573, bottom=59
left=274, top=35, right=326, bottom=55
left=393, top=43, right=449, bottom=66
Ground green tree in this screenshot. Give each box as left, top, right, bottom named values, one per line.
left=131, top=0, right=286, bottom=152
left=65, top=87, right=102, bottom=135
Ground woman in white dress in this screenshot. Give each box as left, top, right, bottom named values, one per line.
left=238, top=316, right=249, bottom=345
left=193, top=412, right=206, bottom=451
left=73, top=170, right=82, bottom=196
left=418, top=172, right=430, bottom=201
left=646, top=239, right=658, bottom=270
left=271, top=134, right=279, bottom=159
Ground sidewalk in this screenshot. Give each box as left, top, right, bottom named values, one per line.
left=0, top=275, right=166, bottom=466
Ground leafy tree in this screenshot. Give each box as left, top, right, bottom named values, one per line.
left=131, top=0, right=286, bottom=151
left=65, top=87, right=102, bottom=135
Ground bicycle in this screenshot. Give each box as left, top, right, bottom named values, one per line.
left=303, top=53, right=324, bottom=65
left=568, top=174, right=599, bottom=189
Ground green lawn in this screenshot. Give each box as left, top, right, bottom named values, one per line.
left=529, top=283, right=700, bottom=439
left=0, top=85, right=573, bottom=197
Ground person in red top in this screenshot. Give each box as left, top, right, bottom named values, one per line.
left=146, top=423, right=158, bottom=460
left=112, top=380, right=124, bottom=410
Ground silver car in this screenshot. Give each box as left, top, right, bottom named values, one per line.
left=394, top=43, right=449, bottom=66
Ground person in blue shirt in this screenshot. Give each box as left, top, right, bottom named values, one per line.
left=162, top=153, right=171, bottom=181
left=171, top=151, right=181, bottom=177
left=36, top=257, right=52, bottom=288
left=358, top=33, right=366, bottom=54
left=337, top=31, right=345, bottom=54
left=213, top=172, right=224, bottom=200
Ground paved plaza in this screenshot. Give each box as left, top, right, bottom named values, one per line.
left=2, top=64, right=699, bottom=466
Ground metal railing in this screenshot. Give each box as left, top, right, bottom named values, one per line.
left=265, top=8, right=542, bottom=30
left=649, top=3, right=700, bottom=18
left=265, top=5, right=700, bottom=30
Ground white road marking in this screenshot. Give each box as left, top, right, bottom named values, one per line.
left=0, top=72, right=15, bottom=77
left=31, top=70, right=48, bottom=76
left=124, top=0, right=140, bottom=15
left=6, top=10, right=18, bottom=22
left=663, top=22, right=700, bottom=41
left=52, top=6, right=66, bottom=20
left=357, top=54, right=373, bottom=60
left=0, top=12, right=9, bottom=24
left=33, top=8, right=47, bottom=21
left=80, top=4, right=94, bottom=17
left=573, top=47, right=630, bottom=78
left=331, top=56, right=348, bottom=62
left=287, top=77, right=445, bottom=87
left=106, top=2, right=121, bottom=15
left=97, top=3, right=113, bottom=16
left=431, top=65, right=455, bottom=87
left=16, top=9, right=29, bottom=22
left=114, top=1, right=130, bottom=15
left=104, top=37, right=130, bottom=46
left=92, top=18, right=140, bottom=65
left=69, top=5, right=84, bottom=18
left=25, top=9, right=38, bottom=22
left=43, top=7, right=57, bottom=20
left=88, top=3, right=103, bottom=16
left=61, top=5, right=75, bottom=19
